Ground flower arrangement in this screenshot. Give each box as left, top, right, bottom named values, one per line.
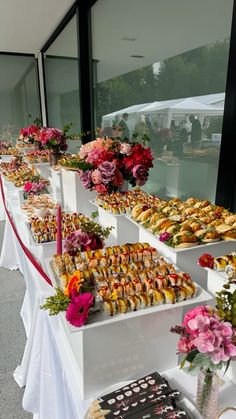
left=64, top=220, right=112, bottom=255
left=77, top=137, right=153, bottom=194
left=171, top=305, right=236, bottom=373
left=171, top=305, right=236, bottom=417
left=23, top=180, right=48, bottom=198
left=41, top=221, right=112, bottom=327
left=37, top=127, right=68, bottom=152
left=19, top=124, right=40, bottom=144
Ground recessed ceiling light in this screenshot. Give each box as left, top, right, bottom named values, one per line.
left=121, top=37, right=137, bottom=41
left=130, top=55, right=145, bottom=58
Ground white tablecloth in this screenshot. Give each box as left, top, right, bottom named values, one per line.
left=1, top=178, right=236, bottom=419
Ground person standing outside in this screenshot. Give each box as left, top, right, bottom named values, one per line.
left=118, top=113, right=130, bottom=141
left=188, top=114, right=202, bottom=148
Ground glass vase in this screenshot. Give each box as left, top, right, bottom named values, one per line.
left=196, top=370, right=220, bottom=419
left=49, top=151, right=62, bottom=166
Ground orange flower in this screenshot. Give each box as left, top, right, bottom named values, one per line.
left=64, top=270, right=83, bottom=297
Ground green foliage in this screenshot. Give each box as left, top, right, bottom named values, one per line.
left=40, top=288, right=70, bottom=315
left=91, top=211, right=99, bottom=219
left=79, top=219, right=113, bottom=240
left=215, top=281, right=236, bottom=327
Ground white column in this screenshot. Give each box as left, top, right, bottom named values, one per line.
left=35, top=52, right=47, bottom=126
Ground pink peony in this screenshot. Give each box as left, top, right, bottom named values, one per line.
left=120, top=143, right=132, bottom=155
left=66, top=292, right=94, bottom=327
left=91, top=169, right=102, bottom=184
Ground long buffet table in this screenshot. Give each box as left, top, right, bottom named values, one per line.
left=1, top=175, right=236, bottom=418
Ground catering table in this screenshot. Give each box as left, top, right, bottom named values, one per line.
left=1, top=174, right=236, bottom=418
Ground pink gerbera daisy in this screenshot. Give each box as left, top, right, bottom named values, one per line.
left=65, top=292, right=94, bottom=327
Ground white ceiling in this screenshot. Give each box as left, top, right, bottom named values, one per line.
left=0, top=0, right=234, bottom=92
left=0, top=0, right=74, bottom=53
left=92, top=0, right=234, bottom=82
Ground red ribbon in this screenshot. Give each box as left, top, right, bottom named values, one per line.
left=0, top=175, right=53, bottom=287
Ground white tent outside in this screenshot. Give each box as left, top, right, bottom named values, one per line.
left=139, top=97, right=224, bottom=128
left=101, top=93, right=224, bottom=134
left=102, top=103, right=151, bottom=134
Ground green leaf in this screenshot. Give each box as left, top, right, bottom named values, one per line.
left=40, top=287, right=70, bottom=315
left=91, top=211, right=98, bottom=219
left=186, top=349, right=199, bottom=363
left=180, top=356, right=187, bottom=369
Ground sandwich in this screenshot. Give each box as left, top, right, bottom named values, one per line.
left=172, top=231, right=199, bottom=248
left=195, top=228, right=221, bottom=243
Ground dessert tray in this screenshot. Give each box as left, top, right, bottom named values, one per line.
left=84, top=373, right=202, bottom=419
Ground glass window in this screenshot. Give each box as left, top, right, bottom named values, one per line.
left=44, top=15, right=80, bottom=153
left=91, top=0, right=233, bottom=202
left=0, top=54, right=41, bottom=142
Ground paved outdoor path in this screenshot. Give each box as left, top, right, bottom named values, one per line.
left=0, top=221, right=32, bottom=418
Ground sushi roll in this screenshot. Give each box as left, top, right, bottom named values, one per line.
left=138, top=292, right=151, bottom=308
left=174, top=286, right=187, bottom=302
left=116, top=298, right=129, bottom=314
left=127, top=295, right=140, bottom=311
left=103, top=300, right=117, bottom=316
left=183, top=282, right=197, bottom=298
left=225, top=263, right=236, bottom=280
left=214, top=257, right=227, bottom=271
left=144, top=278, right=154, bottom=292
left=149, top=289, right=163, bottom=305
left=162, top=287, right=176, bottom=304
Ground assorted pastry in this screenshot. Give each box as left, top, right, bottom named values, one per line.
left=95, top=190, right=160, bottom=214
left=0, top=147, right=18, bottom=156
left=52, top=243, right=197, bottom=316
left=1, top=160, right=48, bottom=187
left=131, top=197, right=236, bottom=248
left=25, top=149, right=49, bottom=163
left=29, top=212, right=91, bottom=243
left=21, top=194, right=57, bottom=217
left=87, top=371, right=190, bottom=419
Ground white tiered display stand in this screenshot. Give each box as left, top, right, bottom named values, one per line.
left=93, top=204, right=139, bottom=245
left=61, top=168, right=96, bottom=216
left=46, top=257, right=211, bottom=399
left=205, top=267, right=236, bottom=386
left=128, top=218, right=236, bottom=289
left=49, top=168, right=64, bottom=207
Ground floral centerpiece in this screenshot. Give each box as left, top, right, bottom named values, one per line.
left=77, top=137, right=153, bottom=194
left=18, top=124, right=40, bottom=145
left=41, top=221, right=112, bottom=327
left=36, top=127, right=69, bottom=166
left=23, top=180, right=48, bottom=199
left=171, top=305, right=236, bottom=418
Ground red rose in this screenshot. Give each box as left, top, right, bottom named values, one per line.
left=112, top=170, right=123, bottom=187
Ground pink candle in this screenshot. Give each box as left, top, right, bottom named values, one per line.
left=56, top=204, right=62, bottom=255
